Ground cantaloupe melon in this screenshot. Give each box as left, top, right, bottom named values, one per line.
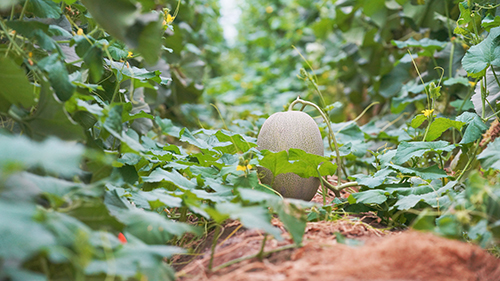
left=257, top=111, right=324, bottom=201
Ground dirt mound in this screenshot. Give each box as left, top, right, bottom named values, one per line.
left=176, top=220, right=500, bottom=281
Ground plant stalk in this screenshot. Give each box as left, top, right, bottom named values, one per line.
left=289, top=97, right=342, bottom=186
left=208, top=225, right=221, bottom=272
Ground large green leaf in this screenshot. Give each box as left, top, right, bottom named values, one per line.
left=258, top=150, right=290, bottom=177
left=112, top=209, right=201, bottom=244
left=82, top=0, right=163, bottom=64
left=471, top=66, right=500, bottom=117
left=387, top=164, right=448, bottom=180
left=392, top=37, right=447, bottom=56
left=81, top=0, right=138, bottom=43
left=86, top=234, right=181, bottom=281
left=354, top=168, right=394, bottom=188
left=259, top=149, right=335, bottom=179
left=0, top=134, right=84, bottom=176
left=38, top=54, right=75, bottom=101
left=393, top=141, right=455, bottom=164
left=7, top=21, right=57, bottom=51
left=26, top=0, right=61, bottom=18
left=238, top=188, right=312, bottom=245
left=456, top=112, right=488, bottom=144
left=389, top=181, right=457, bottom=211
left=0, top=200, right=56, bottom=261
left=83, top=45, right=104, bottom=82
left=5, top=172, right=81, bottom=206
left=24, top=82, right=85, bottom=141
left=141, top=168, right=198, bottom=190
left=216, top=202, right=282, bottom=239
left=478, top=137, right=500, bottom=170
left=425, top=117, right=465, bottom=141
left=132, top=12, right=164, bottom=65
left=64, top=198, right=125, bottom=231
left=462, top=26, right=500, bottom=74
left=351, top=190, right=387, bottom=204
left=0, top=57, right=36, bottom=112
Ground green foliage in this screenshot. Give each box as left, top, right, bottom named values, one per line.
left=2, top=0, right=500, bottom=279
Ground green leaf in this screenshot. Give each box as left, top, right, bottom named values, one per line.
left=38, top=54, right=75, bottom=101
left=435, top=214, right=462, bottom=237
left=86, top=234, right=180, bottom=281
left=13, top=172, right=81, bottom=198
left=26, top=0, right=61, bottom=18
left=392, top=37, right=447, bottom=56
left=258, top=150, right=290, bottom=178
left=410, top=114, right=427, bottom=128
left=42, top=210, right=92, bottom=246
left=83, top=46, right=104, bottom=82
left=394, top=141, right=455, bottom=164
left=354, top=168, right=393, bottom=188
left=134, top=13, right=163, bottom=64
left=154, top=117, right=182, bottom=137
left=179, top=128, right=213, bottom=150
left=287, top=148, right=333, bottom=178
left=449, top=99, right=474, bottom=111
left=412, top=209, right=438, bottom=230
left=25, top=82, right=85, bottom=141
left=81, top=0, right=138, bottom=43
left=478, top=137, right=500, bottom=170
left=102, top=105, right=145, bottom=152
left=456, top=112, right=488, bottom=144
left=108, top=60, right=170, bottom=85
left=6, top=21, right=58, bottom=51
left=351, top=190, right=387, bottom=204
left=64, top=198, right=125, bottom=231
left=387, top=164, right=448, bottom=180
left=216, top=202, right=282, bottom=239
left=115, top=209, right=201, bottom=244
left=136, top=190, right=183, bottom=209
left=482, top=14, right=500, bottom=32
left=82, top=0, right=163, bottom=64
left=462, top=26, right=500, bottom=74
left=443, top=77, right=470, bottom=87
left=0, top=57, right=36, bottom=111
left=215, top=130, right=257, bottom=154
left=142, top=168, right=198, bottom=190
left=259, top=149, right=334, bottom=179
left=274, top=200, right=308, bottom=245
left=0, top=134, right=84, bottom=176
left=0, top=200, right=56, bottom=261
left=425, top=117, right=465, bottom=141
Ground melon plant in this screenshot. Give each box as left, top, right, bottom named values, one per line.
left=257, top=110, right=324, bottom=201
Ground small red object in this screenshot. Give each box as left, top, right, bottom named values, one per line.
left=118, top=232, right=127, bottom=244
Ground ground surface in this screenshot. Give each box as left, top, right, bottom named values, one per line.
left=174, top=190, right=500, bottom=281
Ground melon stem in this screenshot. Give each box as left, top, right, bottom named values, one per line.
left=288, top=97, right=343, bottom=187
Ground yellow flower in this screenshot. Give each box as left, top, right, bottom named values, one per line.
left=127, top=51, right=133, bottom=58
left=236, top=164, right=253, bottom=171
left=266, top=6, right=273, bottom=13
left=469, top=81, right=476, bottom=87
left=422, top=109, right=434, bottom=117
left=77, top=28, right=84, bottom=36
left=166, top=13, right=175, bottom=24
left=28, top=52, right=33, bottom=58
